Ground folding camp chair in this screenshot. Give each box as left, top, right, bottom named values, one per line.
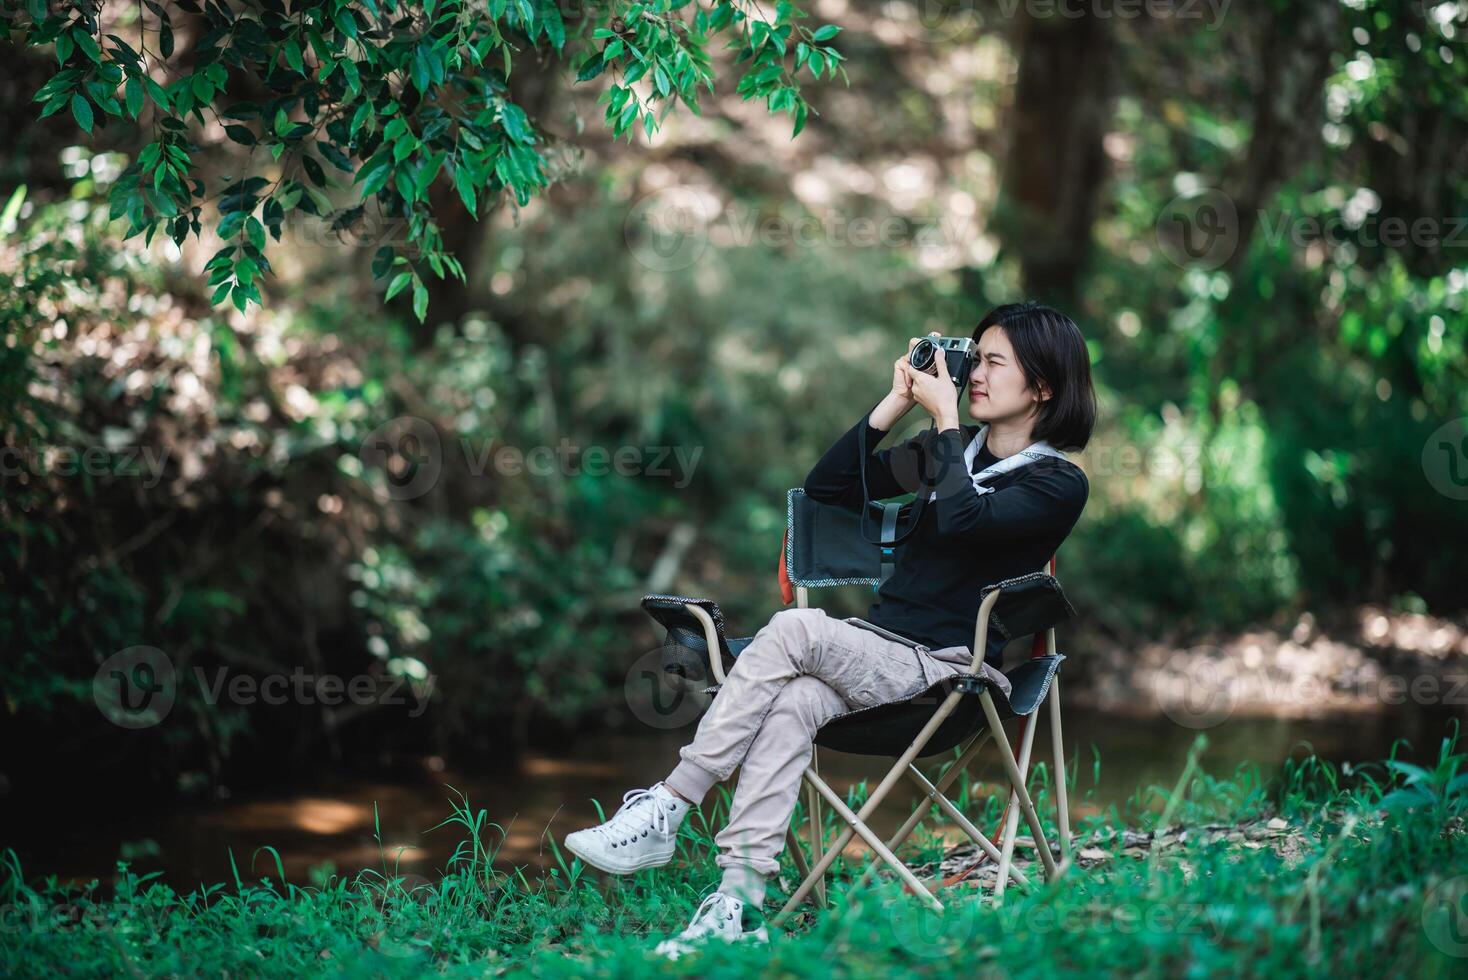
left=642, top=487, right=1076, bottom=921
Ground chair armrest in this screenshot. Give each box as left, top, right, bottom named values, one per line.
left=641, top=594, right=730, bottom=685
left=968, top=586, right=1005, bottom=673
left=683, top=604, right=728, bottom=685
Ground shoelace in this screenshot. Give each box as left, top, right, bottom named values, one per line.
left=594, top=787, right=677, bottom=847
left=685, top=893, right=737, bottom=936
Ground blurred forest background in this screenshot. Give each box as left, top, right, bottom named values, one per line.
left=2, top=0, right=1467, bottom=881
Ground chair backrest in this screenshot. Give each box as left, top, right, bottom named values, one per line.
left=786, top=488, right=1074, bottom=656
left=784, top=488, right=895, bottom=589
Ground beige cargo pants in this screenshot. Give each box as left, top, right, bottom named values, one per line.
left=663, top=606, right=971, bottom=878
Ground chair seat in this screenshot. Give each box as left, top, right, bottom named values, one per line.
left=813, top=655, right=1065, bottom=758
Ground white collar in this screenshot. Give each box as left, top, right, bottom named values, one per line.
left=928, top=423, right=1067, bottom=500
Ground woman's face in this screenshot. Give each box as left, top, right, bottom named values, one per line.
left=966, top=326, right=1046, bottom=423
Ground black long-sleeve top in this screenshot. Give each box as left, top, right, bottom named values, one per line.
left=802, top=404, right=1089, bottom=667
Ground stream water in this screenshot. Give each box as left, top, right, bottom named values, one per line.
left=7, top=702, right=1461, bottom=892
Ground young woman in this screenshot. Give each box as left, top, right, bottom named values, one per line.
left=564, top=302, right=1097, bottom=957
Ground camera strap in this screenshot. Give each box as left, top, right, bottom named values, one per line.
left=857, top=410, right=936, bottom=552
left=878, top=500, right=900, bottom=588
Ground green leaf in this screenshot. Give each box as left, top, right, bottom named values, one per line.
left=340, top=58, right=360, bottom=94
left=411, top=278, right=428, bottom=322
left=812, top=25, right=841, bottom=42
left=455, top=164, right=478, bottom=213
left=124, top=76, right=144, bottom=119
left=285, top=39, right=305, bottom=76
left=245, top=216, right=265, bottom=251
left=541, top=3, right=566, bottom=51
left=500, top=102, right=536, bottom=144
left=71, top=94, right=94, bottom=133
left=73, top=28, right=102, bottom=64
left=385, top=271, right=412, bottom=301
left=577, top=52, right=606, bottom=82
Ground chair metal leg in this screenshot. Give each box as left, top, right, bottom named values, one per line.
left=774, top=689, right=965, bottom=923
left=808, top=747, right=826, bottom=907
left=785, top=826, right=812, bottom=884
left=850, top=732, right=1002, bottom=891
left=978, top=691, right=1059, bottom=881
left=1048, top=677, right=1072, bottom=865
left=901, top=764, right=1033, bottom=891
left=773, top=768, right=944, bottom=925
left=995, top=703, right=1042, bottom=899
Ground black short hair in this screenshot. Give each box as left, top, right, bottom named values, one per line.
left=971, top=302, right=1097, bottom=452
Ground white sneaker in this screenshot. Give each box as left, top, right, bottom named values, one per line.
left=653, top=892, right=770, bottom=959
left=563, top=783, right=691, bottom=874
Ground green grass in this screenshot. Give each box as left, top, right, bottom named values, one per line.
left=3, top=730, right=1466, bottom=978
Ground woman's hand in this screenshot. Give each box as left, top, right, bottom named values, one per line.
left=889, top=332, right=942, bottom=401
left=900, top=349, right=961, bottom=431
left=873, top=332, right=944, bottom=432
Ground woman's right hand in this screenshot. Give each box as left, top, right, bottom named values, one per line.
left=890, top=332, right=940, bottom=404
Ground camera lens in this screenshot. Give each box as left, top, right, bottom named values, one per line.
left=909, top=338, right=935, bottom=371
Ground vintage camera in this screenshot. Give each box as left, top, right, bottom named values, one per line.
left=908, top=336, right=975, bottom=389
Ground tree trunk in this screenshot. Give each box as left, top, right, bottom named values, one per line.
left=994, top=11, right=1114, bottom=307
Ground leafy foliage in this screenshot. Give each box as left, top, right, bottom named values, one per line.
left=4, top=0, right=846, bottom=317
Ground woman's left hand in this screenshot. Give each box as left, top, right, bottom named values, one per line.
left=900, top=356, right=961, bottom=429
